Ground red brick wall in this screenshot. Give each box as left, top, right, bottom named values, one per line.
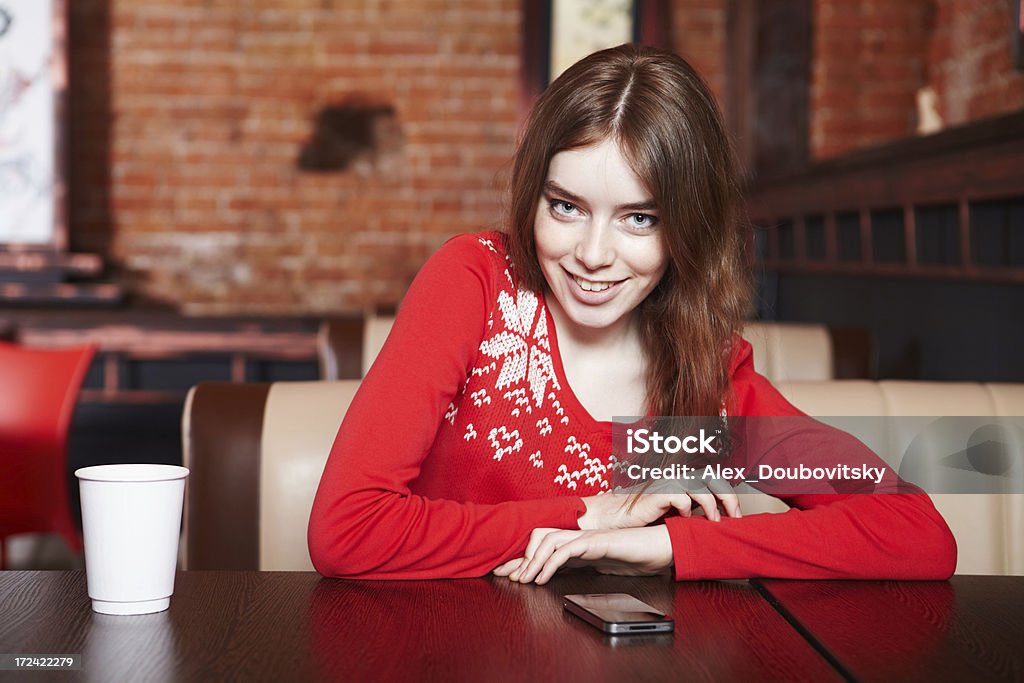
left=66, top=1, right=727, bottom=314
left=63, top=2, right=1022, bottom=312
left=925, top=0, right=1024, bottom=128
left=670, top=0, right=727, bottom=102
left=61, top=0, right=737, bottom=315
left=70, top=0, right=521, bottom=314
left=811, top=0, right=1024, bottom=159
left=811, top=0, right=931, bottom=159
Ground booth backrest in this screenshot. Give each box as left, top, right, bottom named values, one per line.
left=770, top=380, right=1024, bottom=576
left=183, top=378, right=1021, bottom=575
left=361, top=314, right=394, bottom=376
left=742, top=322, right=834, bottom=381
left=327, top=315, right=872, bottom=383
left=182, top=380, right=359, bottom=570
left=317, top=314, right=397, bottom=379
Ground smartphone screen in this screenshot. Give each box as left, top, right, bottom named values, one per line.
left=563, top=593, right=674, bottom=634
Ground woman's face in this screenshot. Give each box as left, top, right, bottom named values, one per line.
left=534, top=138, right=668, bottom=334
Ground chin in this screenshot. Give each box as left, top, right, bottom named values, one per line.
left=561, top=303, right=627, bottom=330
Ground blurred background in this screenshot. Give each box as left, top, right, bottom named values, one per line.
left=1, top=0, right=1023, bottom=566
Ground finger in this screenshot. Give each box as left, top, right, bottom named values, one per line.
left=492, top=557, right=524, bottom=576
left=689, top=491, right=721, bottom=521
left=716, top=490, right=742, bottom=518
left=531, top=532, right=612, bottom=585
left=707, top=478, right=742, bottom=518
left=666, top=494, right=693, bottom=518
left=536, top=539, right=597, bottom=585
left=513, top=530, right=577, bottom=582
left=522, top=527, right=559, bottom=564
left=513, top=544, right=550, bottom=583
left=516, top=530, right=584, bottom=583
left=513, top=527, right=557, bottom=580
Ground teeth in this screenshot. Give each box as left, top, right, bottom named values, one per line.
left=573, top=275, right=614, bottom=292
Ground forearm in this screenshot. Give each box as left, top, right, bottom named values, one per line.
left=309, top=486, right=585, bottom=579
left=667, top=492, right=956, bottom=580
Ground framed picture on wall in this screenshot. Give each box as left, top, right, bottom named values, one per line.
left=549, top=0, right=638, bottom=82
left=0, top=0, right=68, bottom=250
left=520, top=0, right=669, bottom=115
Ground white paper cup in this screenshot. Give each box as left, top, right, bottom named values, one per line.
left=75, top=464, right=189, bottom=615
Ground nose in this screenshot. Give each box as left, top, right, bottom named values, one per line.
left=573, top=223, right=615, bottom=271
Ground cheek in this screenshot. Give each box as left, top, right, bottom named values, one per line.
left=533, top=214, right=567, bottom=261
left=635, top=242, right=669, bottom=279
left=532, top=206, right=551, bottom=255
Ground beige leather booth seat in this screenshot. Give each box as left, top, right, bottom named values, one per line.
left=767, top=380, right=1024, bottom=576
left=182, top=381, right=359, bottom=571
left=331, top=316, right=853, bottom=383
left=361, top=314, right=394, bottom=376
left=184, top=378, right=1022, bottom=575
left=370, top=318, right=838, bottom=382
left=317, top=314, right=395, bottom=380
left=741, top=322, right=833, bottom=381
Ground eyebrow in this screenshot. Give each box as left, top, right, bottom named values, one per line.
left=543, top=180, right=658, bottom=212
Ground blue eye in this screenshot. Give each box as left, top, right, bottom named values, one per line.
left=550, top=200, right=578, bottom=216
left=628, top=214, right=658, bottom=229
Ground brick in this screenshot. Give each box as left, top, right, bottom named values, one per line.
left=810, top=0, right=1023, bottom=157
left=65, top=0, right=730, bottom=312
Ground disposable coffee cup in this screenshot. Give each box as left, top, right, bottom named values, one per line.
left=75, top=464, right=189, bottom=615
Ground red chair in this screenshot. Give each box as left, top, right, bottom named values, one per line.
left=0, top=341, right=97, bottom=569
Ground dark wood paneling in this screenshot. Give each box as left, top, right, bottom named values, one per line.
left=1, top=312, right=343, bottom=401
left=726, top=0, right=757, bottom=176
left=774, top=273, right=1024, bottom=381
left=748, top=111, right=1024, bottom=284
left=751, top=0, right=812, bottom=179
left=748, top=111, right=1024, bottom=212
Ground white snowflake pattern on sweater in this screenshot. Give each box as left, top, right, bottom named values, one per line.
left=430, top=236, right=615, bottom=493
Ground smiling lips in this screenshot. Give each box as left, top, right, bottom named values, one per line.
left=568, top=270, right=624, bottom=299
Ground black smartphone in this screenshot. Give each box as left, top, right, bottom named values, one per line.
left=563, top=593, right=674, bottom=635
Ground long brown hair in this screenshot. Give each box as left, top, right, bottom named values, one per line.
left=506, top=44, right=751, bottom=417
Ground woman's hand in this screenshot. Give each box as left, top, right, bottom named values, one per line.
left=492, top=526, right=673, bottom=585
left=577, top=482, right=740, bottom=530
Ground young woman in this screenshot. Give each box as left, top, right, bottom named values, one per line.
left=308, top=44, right=956, bottom=582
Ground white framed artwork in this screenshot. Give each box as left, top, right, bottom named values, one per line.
left=0, top=0, right=67, bottom=249
left=549, top=0, right=635, bottom=83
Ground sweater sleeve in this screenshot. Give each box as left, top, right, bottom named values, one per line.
left=308, top=235, right=585, bottom=580
left=666, top=339, right=957, bottom=580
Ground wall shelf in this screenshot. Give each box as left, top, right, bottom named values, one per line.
left=746, top=110, right=1024, bottom=282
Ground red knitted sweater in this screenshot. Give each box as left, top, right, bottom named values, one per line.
left=308, top=232, right=956, bottom=580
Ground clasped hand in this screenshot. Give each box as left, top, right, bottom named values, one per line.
left=577, top=482, right=741, bottom=529
left=493, top=525, right=674, bottom=585
left=495, top=484, right=741, bottom=585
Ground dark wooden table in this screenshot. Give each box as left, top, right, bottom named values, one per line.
left=0, top=571, right=836, bottom=683
left=3, top=572, right=1022, bottom=682
left=755, top=577, right=1024, bottom=682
